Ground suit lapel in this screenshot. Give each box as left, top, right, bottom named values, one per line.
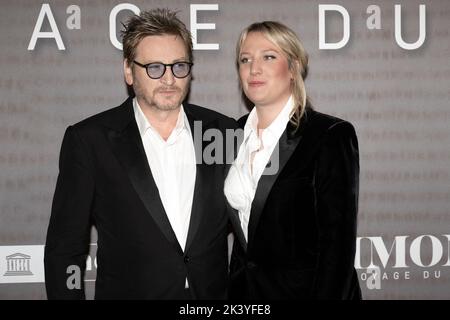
left=184, top=107, right=209, bottom=252
left=185, top=160, right=207, bottom=252
left=227, top=202, right=247, bottom=251
left=246, top=122, right=304, bottom=249
left=106, top=99, right=183, bottom=254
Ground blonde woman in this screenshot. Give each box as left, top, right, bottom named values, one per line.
left=225, top=21, right=361, bottom=299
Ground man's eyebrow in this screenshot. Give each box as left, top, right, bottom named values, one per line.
left=140, top=57, right=189, bottom=64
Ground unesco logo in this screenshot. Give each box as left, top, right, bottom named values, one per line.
left=3, top=253, right=34, bottom=276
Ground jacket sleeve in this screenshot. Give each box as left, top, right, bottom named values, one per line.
left=44, top=126, right=95, bottom=299
left=313, top=121, right=360, bottom=299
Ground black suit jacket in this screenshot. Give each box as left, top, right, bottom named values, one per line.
left=228, top=106, right=362, bottom=300
left=45, top=97, right=238, bottom=299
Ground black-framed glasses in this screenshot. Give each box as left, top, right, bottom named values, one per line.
left=133, top=60, right=193, bottom=79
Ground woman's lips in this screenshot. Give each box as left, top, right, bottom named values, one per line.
left=248, top=81, right=265, bottom=87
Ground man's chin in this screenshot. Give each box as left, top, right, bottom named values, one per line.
left=155, top=104, right=180, bottom=111
left=154, top=99, right=182, bottom=111
left=154, top=96, right=185, bottom=111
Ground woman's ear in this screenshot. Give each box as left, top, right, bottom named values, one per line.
left=289, top=59, right=301, bottom=80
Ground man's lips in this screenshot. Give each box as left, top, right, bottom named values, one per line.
left=157, top=88, right=179, bottom=94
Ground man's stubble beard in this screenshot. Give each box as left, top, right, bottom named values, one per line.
left=134, top=81, right=190, bottom=112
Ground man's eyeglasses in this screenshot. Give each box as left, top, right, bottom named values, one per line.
left=133, top=61, right=193, bottom=79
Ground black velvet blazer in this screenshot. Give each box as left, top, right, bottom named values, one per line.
left=228, top=105, right=362, bottom=299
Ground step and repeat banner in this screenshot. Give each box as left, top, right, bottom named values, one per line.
left=0, top=0, right=449, bottom=299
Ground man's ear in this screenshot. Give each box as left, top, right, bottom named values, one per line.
left=123, top=59, right=133, bottom=85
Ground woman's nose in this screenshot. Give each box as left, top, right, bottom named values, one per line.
left=250, top=59, right=262, bottom=75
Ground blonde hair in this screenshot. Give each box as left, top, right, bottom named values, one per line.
left=236, top=21, right=310, bottom=127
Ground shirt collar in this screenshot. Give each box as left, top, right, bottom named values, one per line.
left=243, top=95, right=295, bottom=143
left=133, top=98, right=190, bottom=141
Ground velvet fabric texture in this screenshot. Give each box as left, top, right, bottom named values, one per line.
left=228, top=106, right=362, bottom=300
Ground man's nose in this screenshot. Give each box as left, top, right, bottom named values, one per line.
left=160, top=65, right=175, bottom=85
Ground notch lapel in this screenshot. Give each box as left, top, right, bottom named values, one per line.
left=184, top=161, right=207, bottom=252
left=107, top=102, right=182, bottom=254
left=184, top=109, right=207, bottom=252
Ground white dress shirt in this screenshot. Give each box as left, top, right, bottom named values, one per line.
left=133, top=98, right=196, bottom=252
left=224, top=95, right=295, bottom=241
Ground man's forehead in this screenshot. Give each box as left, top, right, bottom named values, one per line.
left=138, top=34, right=184, bottom=46
left=136, top=34, right=188, bottom=57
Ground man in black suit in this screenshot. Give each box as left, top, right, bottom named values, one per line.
left=44, top=9, right=236, bottom=299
